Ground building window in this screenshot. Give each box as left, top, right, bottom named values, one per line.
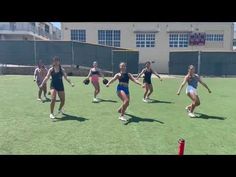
left=206, top=34, right=224, bottom=41
left=45, top=24, right=50, bottom=33
left=98, top=30, right=120, bottom=47
left=169, top=33, right=189, bottom=48
left=136, top=33, right=155, bottom=48
left=71, top=29, right=86, bottom=42
left=233, top=39, right=236, bottom=47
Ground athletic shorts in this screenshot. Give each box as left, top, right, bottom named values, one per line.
left=50, top=82, right=64, bottom=92
left=37, top=82, right=46, bottom=88
left=117, top=85, right=129, bottom=95
left=143, top=79, right=152, bottom=85
left=91, top=75, right=99, bottom=83
left=186, top=85, right=197, bottom=95
left=36, top=80, right=43, bottom=87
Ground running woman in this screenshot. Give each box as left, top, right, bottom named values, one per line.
left=34, top=62, right=48, bottom=101
left=106, top=62, right=142, bottom=122
left=40, top=57, right=74, bottom=120
left=137, top=61, right=162, bottom=103
left=86, top=61, right=105, bottom=103
left=177, top=65, right=211, bottom=118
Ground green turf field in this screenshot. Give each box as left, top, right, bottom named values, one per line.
left=0, top=75, right=235, bottom=154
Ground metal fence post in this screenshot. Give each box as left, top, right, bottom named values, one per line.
left=71, top=41, right=75, bottom=67
left=198, top=50, right=201, bottom=74
left=111, top=50, right=114, bottom=76
left=33, top=36, right=37, bottom=66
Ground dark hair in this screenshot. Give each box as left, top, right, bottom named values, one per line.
left=145, top=61, right=151, bottom=66
left=52, top=56, right=60, bottom=67
left=37, top=60, right=42, bottom=67
left=52, top=56, right=60, bottom=62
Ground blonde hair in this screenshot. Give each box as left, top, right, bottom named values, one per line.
left=120, top=62, right=126, bottom=67
left=188, top=65, right=195, bottom=70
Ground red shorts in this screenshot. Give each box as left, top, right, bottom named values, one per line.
left=91, top=75, right=99, bottom=83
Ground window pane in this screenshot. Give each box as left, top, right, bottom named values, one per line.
left=97, top=30, right=120, bottom=47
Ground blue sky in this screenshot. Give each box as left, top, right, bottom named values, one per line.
left=52, top=22, right=61, bottom=29
left=52, top=22, right=236, bottom=31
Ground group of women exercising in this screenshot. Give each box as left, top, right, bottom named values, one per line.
left=34, top=56, right=211, bottom=122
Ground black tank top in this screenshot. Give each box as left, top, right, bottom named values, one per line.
left=118, top=72, right=129, bottom=84
left=144, top=69, right=152, bottom=81
left=51, top=66, right=63, bottom=87
left=91, top=70, right=100, bottom=75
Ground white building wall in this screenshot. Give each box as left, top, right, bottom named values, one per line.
left=61, top=22, right=234, bottom=73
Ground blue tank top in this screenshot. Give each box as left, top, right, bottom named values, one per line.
left=187, top=74, right=199, bottom=89
left=119, top=72, right=129, bottom=84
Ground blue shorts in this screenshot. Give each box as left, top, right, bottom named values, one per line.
left=117, top=85, right=129, bottom=95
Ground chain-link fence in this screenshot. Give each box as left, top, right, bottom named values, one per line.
left=169, top=51, right=236, bottom=76
left=0, top=41, right=139, bottom=74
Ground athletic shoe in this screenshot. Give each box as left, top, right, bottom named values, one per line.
left=50, top=114, right=55, bottom=119
left=93, top=98, right=99, bottom=103
left=119, top=116, right=127, bottom=122
left=143, top=98, right=148, bottom=103
left=37, top=98, right=42, bottom=101
left=188, top=112, right=196, bottom=118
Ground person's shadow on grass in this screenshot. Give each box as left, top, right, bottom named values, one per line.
left=92, top=99, right=117, bottom=103
left=42, top=99, right=60, bottom=103
left=124, top=113, right=164, bottom=125
left=55, top=113, right=88, bottom=122
left=99, top=99, right=117, bottom=103
left=147, top=99, right=174, bottom=104
left=195, top=112, right=227, bottom=120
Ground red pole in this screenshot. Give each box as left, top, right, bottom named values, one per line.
left=178, top=139, right=185, bottom=155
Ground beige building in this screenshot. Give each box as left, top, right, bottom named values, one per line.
left=61, top=22, right=234, bottom=73
left=233, top=31, right=236, bottom=50
left=0, top=22, right=61, bottom=41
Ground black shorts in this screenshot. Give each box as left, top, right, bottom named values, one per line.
left=50, top=83, right=64, bottom=92
left=143, top=79, right=152, bottom=85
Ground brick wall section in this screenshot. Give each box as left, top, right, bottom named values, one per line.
left=1, top=66, right=113, bottom=77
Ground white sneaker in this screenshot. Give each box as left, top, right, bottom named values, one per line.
left=119, top=116, right=127, bottom=122
left=93, top=98, right=99, bottom=103
left=50, top=113, right=55, bottom=119
left=37, top=98, right=42, bottom=101
left=188, top=112, right=196, bottom=118
left=143, top=98, right=148, bottom=103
